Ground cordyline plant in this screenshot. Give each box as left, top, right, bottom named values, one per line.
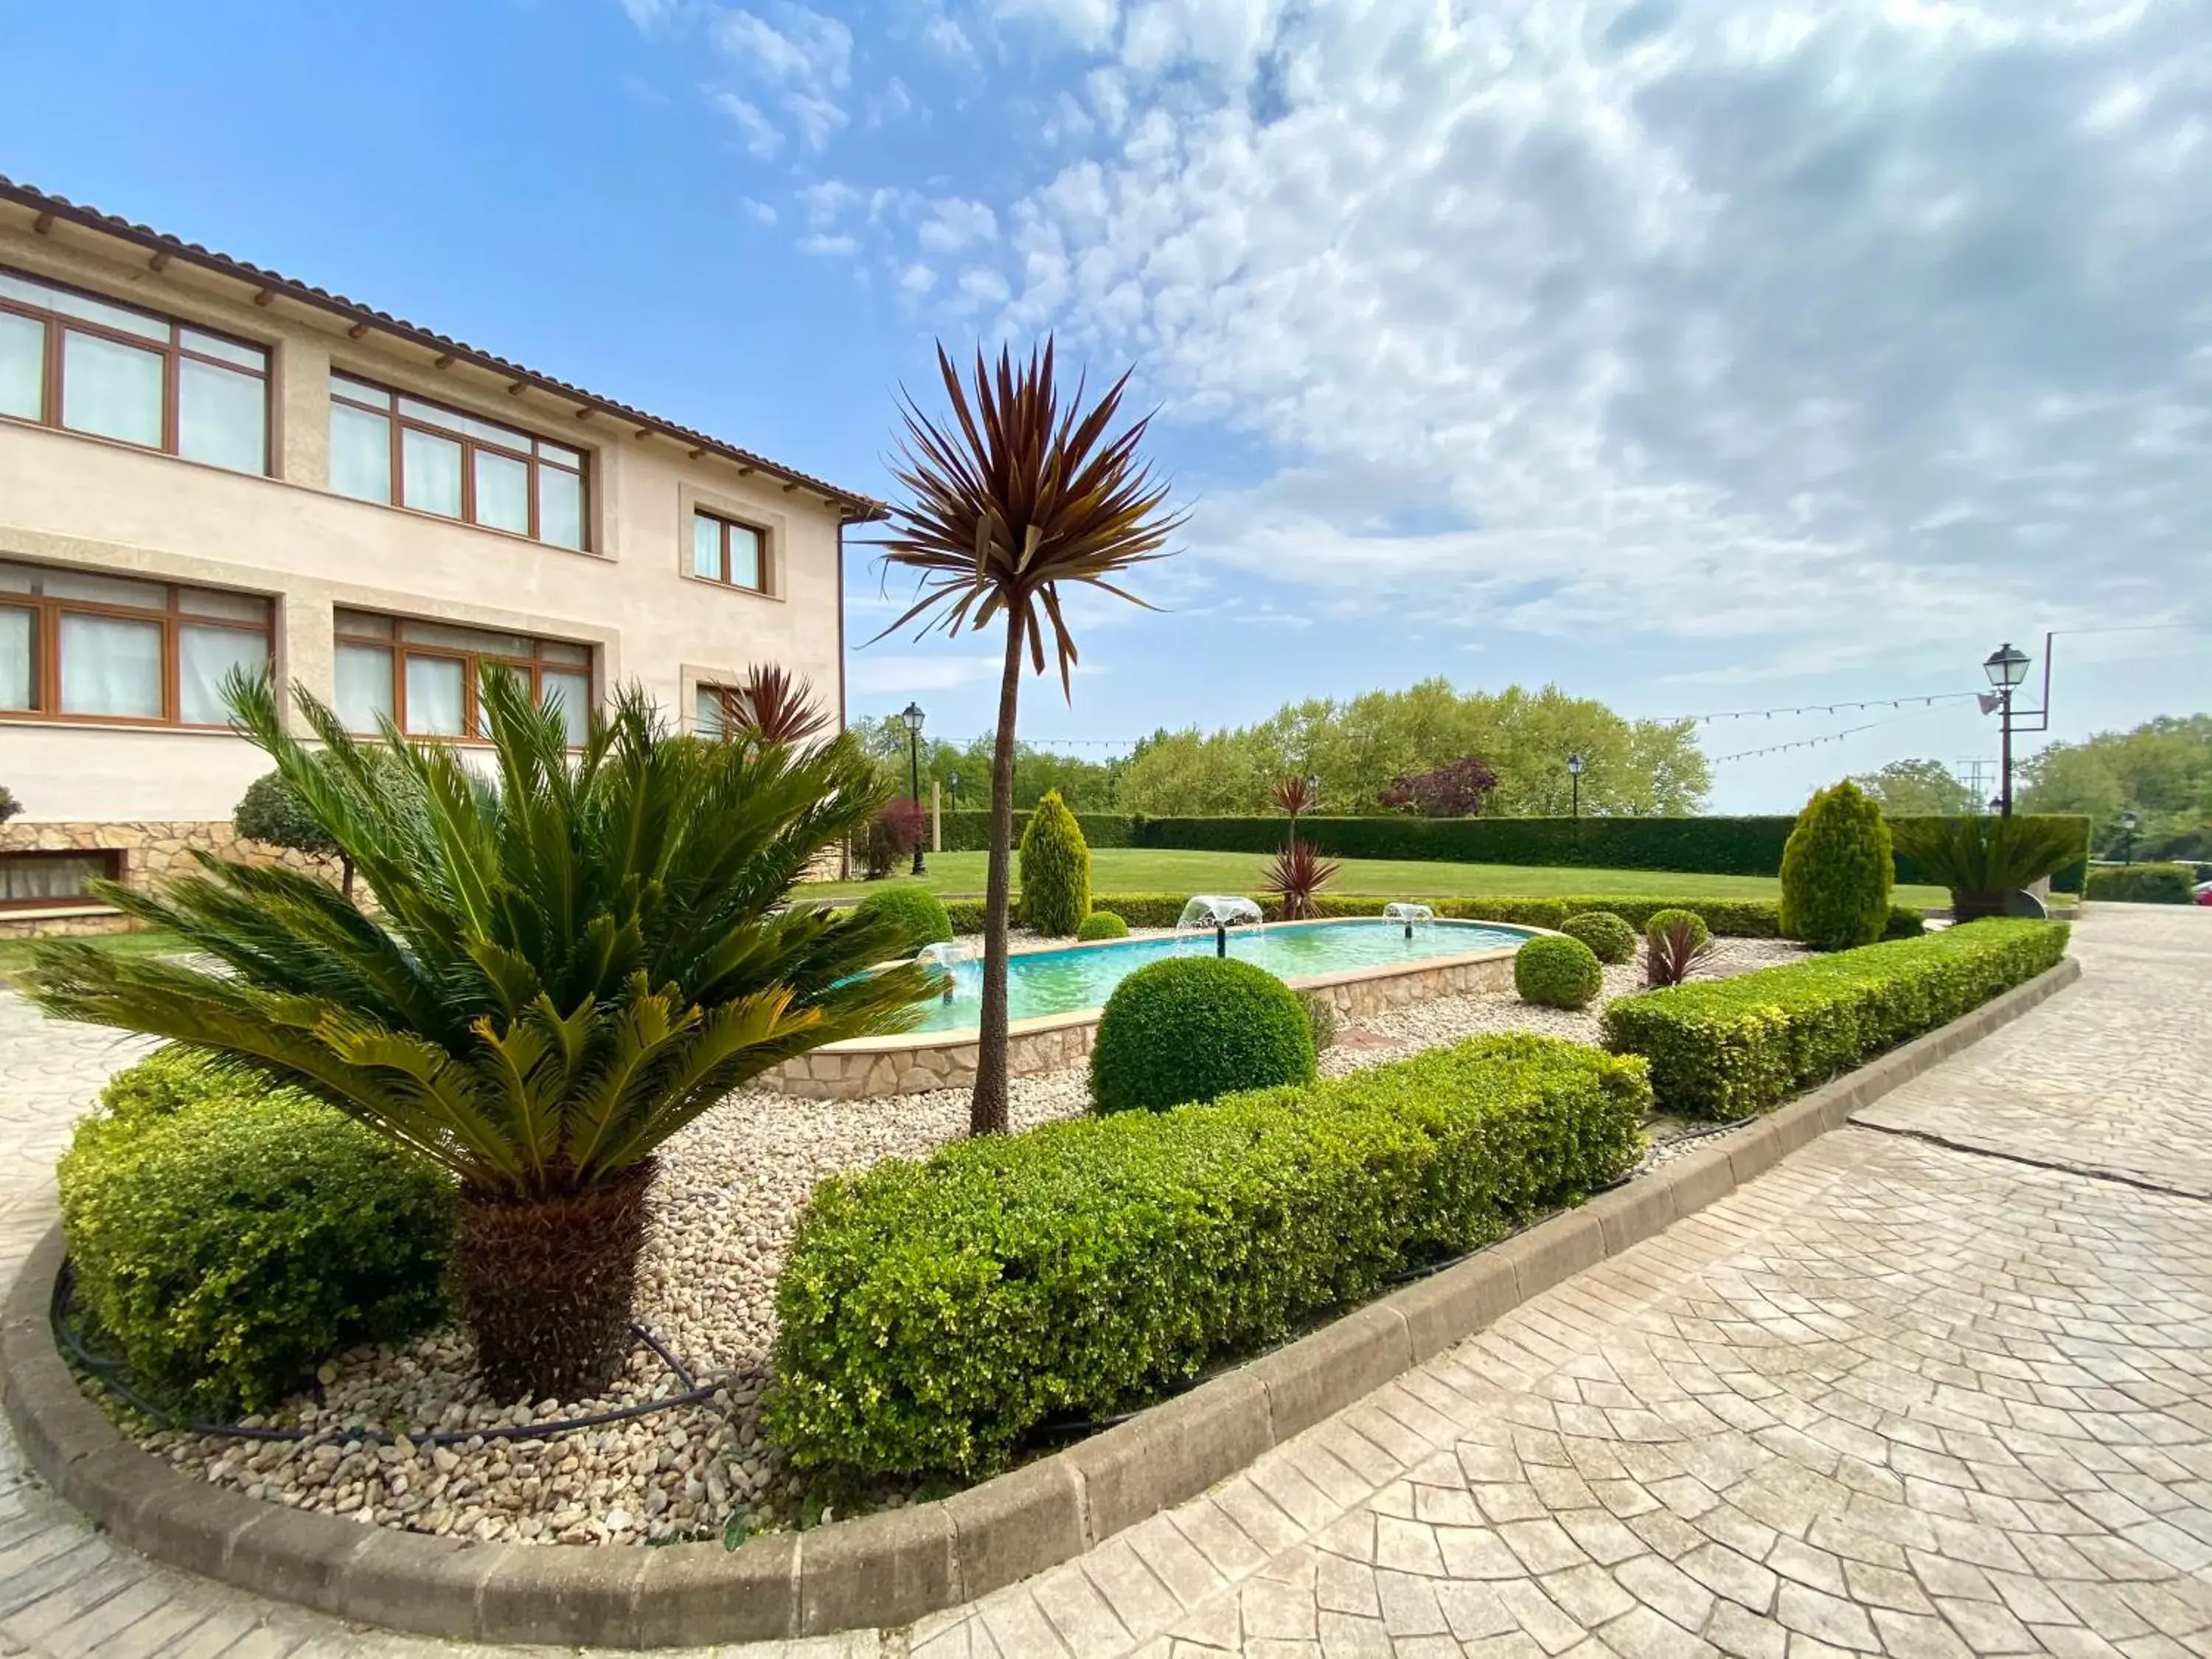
left=1262, top=840, right=1342, bottom=921
left=875, top=339, right=1183, bottom=1135
left=1271, top=773, right=1319, bottom=832
left=1644, top=914, right=1717, bottom=988
left=728, top=663, right=833, bottom=748
left=27, top=669, right=930, bottom=1401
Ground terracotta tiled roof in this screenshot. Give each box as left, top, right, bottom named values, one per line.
left=0, top=175, right=887, bottom=520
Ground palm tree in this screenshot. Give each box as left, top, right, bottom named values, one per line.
left=876, top=340, right=1182, bottom=1134
left=28, top=669, right=929, bottom=1401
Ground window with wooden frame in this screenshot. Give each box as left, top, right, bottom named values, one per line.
left=332, top=610, right=594, bottom=744
left=327, top=376, right=588, bottom=550
left=0, top=560, right=274, bottom=728
left=0, top=849, right=125, bottom=911
left=690, top=509, right=768, bottom=594
left=0, top=265, right=270, bottom=474
left=695, top=681, right=746, bottom=739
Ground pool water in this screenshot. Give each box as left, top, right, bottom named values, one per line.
left=908, top=918, right=1532, bottom=1033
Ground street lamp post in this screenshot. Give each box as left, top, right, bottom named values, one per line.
left=949, top=772, right=960, bottom=812
left=1566, top=753, right=1585, bottom=821
left=2118, top=810, right=2139, bottom=866
left=901, top=701, right=927, bottom=876
left=1982, top=644, right=2031, bottom=818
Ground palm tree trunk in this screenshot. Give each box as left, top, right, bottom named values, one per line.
left=970, top=616, right=1026, bottom=1136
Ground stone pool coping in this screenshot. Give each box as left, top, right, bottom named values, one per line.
left=766, top=918, right=1537, bottom=1099
left=1, top=955, right=2081, bottom=1648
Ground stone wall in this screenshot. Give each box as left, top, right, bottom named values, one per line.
left=0, top=821, right=339, bottom=939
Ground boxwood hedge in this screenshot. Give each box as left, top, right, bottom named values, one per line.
left=2084, top=863, right=2194, bottom=904
left=1601, top=919, right=2070, bottom=1121
left=768, top=1033, right=1650, bottom=1477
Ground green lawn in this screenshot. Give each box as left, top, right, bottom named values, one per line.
left=0, top=928, right=188, bottom=984
left=807, top=849, right=1950, bottom=908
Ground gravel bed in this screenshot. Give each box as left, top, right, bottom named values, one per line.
left=136, top=934, right=1806, bottom=1545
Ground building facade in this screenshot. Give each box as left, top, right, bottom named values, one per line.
left=0, top=178, right=877, bottom=935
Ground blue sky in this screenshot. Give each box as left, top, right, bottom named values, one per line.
left=7, top=0, right=2208, bottom=809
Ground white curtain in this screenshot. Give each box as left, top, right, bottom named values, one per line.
left=335, top=643, right=395, bottom=733
left=0, top=606, right=32, bottom=710
left=0, top=313, right=42, bottom=421
left=474, top=451, right=529, bottom=535
left=178, top=625, right=268, bottom=725
left=401, top=429, right=463, bottom=518
left=177, top=358, right=267, bottom=475
left=61, top=330, right=164, bottom=448
left=540, top=669, right=590, bottom=745
left=58, top=613, right=162, bottom=717
left=405, top=654, right=465, bottom=735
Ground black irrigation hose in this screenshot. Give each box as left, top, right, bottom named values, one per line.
left=50, top=1258, right=726, bottom=1450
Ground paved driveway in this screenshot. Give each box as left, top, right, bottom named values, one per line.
left=1, top=906, right=2208, bottom=1657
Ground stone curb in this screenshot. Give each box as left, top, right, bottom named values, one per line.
left=0, top=955, right=2084, bottom=1647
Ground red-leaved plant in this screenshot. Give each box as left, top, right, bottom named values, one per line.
left=862, top=798, right=928, bottom=879
left=1262, top=839, right=1342, bottom=921
left=729, top=664, right=832, bottom=748
left=1380, top=755, right=1500, bottom=818
left=1270, top=773, right=1319, bottom=830
left=1644, top=915, right=1717, bottom=988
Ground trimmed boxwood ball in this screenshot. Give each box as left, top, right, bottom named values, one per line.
left=1019, top=790, right=1092, bottom=936
left=1077, top=909, right=1130, bottom=941
left=849, top=883, right=953, bottom=955
left=1560, top=911, right=1636, bottom=965
left=1779, top=780, right=1894, bottom=950
left=1644, top=907, right=1711, bottom=950
left=1090, top=956, right=1315, bottom=1114
left=1514, top=934, right=1604, bottom=1009
left=58, top=1063, right=457, bottom=1417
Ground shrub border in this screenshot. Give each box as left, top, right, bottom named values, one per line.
left=1, top=955, right=2079, bottom=1648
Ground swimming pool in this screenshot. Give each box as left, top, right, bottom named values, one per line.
left=909, top=917, right=1534, bottom=1033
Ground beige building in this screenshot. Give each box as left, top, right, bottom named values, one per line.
left=0, top=177, right=880, bottom=936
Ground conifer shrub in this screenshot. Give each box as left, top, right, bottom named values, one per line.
left=1018, top=790, right=1092, bottom=936
left=1778, top=782, right=1893, bottom=950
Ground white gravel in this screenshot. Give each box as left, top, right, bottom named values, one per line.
left=133, top=933, right=1806, bottom=1545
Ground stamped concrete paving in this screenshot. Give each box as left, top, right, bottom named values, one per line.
left=0, top=905, right=2208, bottom=1657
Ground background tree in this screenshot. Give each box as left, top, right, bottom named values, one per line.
left=235, top=767, right=356, bottom=898
left=2020, top=714, right=2212, bottom=859
left=0, top=784, right=21, bottom=825
left=1848, top=758, right=1978, bottom=818
left=1380, top=755, right=1501, bottom=817
left=875, top=340, right=1182, bottom=1135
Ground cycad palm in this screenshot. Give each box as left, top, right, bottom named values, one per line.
left=877, top=339, right=1183, bottom=1134
left=29, top=668, right=928, bottom=1399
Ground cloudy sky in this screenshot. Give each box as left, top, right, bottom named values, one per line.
left=10, top=0, right=2208, bottom=807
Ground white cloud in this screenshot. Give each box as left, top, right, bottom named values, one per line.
left=899, top=262, right=939, bottom=296
left=849, top=652, right=1006, bottom=695
left=706, top=89, right=782, bottom=156
left=711, top=4, right=852, bottom=88
left=783, top=89, right=848, bottom=148
left=740, top=197, right=778, bottom=225
left=954, top=0, right=2212, bottom=667
left=918, top=197, right=1000, bottom=253
left=799, top=232, right=860, bottom=257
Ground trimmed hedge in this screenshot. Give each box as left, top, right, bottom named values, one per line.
left=768, top=1032, right=1650, bottom=1475
left=2085, top=863, right=2195, bottom=905
left=1077, top=910, right=1130, bottom=940
left=59, top=1056, right=457, bottom=1416
left=849, top=884, right=953, bottom=955
left=1559, top=911, right=1635, bottom=964
left=934, top=891, right=1927, bottom=940
left=933, top=811, right=2090, bottom=890
left=1514, top=935, right=1604, bottom=1009
left=1090, top=957, right=1315, bottom=1113
left=1601, top=919, right=2070, bottom=1121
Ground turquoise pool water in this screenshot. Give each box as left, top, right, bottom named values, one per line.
left=908, top=917, right=1532, bottom=1033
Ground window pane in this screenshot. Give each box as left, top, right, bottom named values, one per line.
left=178, top=625, right=268, bottom=724
left=0, top=271, right=167, bottom=341
left=538, top=440, right=581, bottom=469
left=540, top=669, right=590, bottom=745
left=0, top=605, right=34, bottom=710
left=58, top=613, right=164, bottom=717
left=178, top=587, right=271, bottom=622
left=401, top=428, right=462, bottom=517
left=399, top=619, right=533, bottom=655
left=696, top=685, right=727, bottom=739
left=538, top=640, right=591, bottom=667
left=1, top=853, right=115, bottom=904
left=474, top=449, right=530, bottom=535
left=178, top=358, right=267, bottom=473
left=330, top=403, right=392, bottom=503
left=178, top=330, right=266, bottom=371
left=335, top=642, right=394, bottom=731
left=60, top=330, right=164, bottom=448
left=692, top=513, right=722, bottom=580
left=538, top=467, right=583, bottom=549
left=35, top=566, right=166, bottom=608
left=399, top=397, right=528, bottom=453
left=728, top=524, right=763, bottom=590
left=404, top=654, right=465, bottom=736
left=330, top=375, right=391, bottom=408
left=0, top=312, right=42, bottom=420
